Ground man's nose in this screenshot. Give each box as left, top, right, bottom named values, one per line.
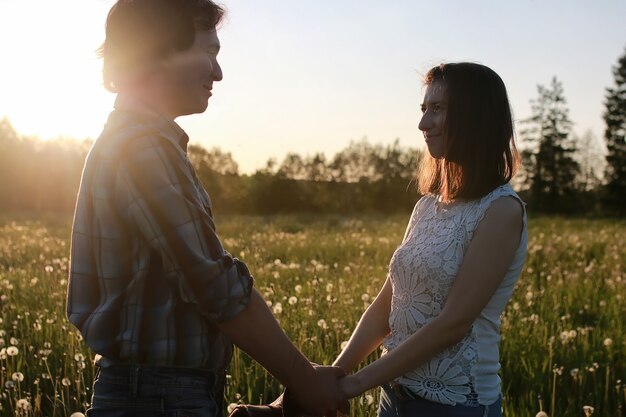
left=212, top=61, right=223, bottom=82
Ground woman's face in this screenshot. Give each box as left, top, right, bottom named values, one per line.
left=418, top=81, right=447, bottom=159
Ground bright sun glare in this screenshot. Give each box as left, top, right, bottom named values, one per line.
left=0, top=0, right=115, bottom=140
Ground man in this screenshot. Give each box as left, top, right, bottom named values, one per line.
left=66, top=1, right=347, bottom=416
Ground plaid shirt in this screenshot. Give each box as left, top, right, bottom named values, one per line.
left=67, top=95, right=253, bottom=371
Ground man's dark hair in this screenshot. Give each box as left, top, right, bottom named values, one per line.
left=99, top=0, right=225, bottom=92
left=418, top=62, right=520, bottom=201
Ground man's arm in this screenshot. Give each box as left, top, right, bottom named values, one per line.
left=220, top=288, right=347, bottom=415
left=119, top=135, right=346, bottom=415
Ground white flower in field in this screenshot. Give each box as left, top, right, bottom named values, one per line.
left=10, top=337, right=18, bottom=345
left=272, top=302, right=283, bottom=315
left=62, top=378, right=72, bottom=386
left=30, top=277, right=39, bottom=286
left=6, top=346, right=18, bottom=356
left=603, top=338, right=613, bottom=348
left=74, top=353, right=85, bottom=362
left=227, top=403, right=239, bottom=414
left=295, top=285, right=302, bottom=294
left=552, top=366, right=563, bottom=375
left=11, top=372, right=24, bottom=382
left=33, top=322, right=42, bottom=331
left=570, top=368, right=579, bottom=378
left=535, top=412, right=549, bottom=417
left=326, top=283, right=333, bottom=293
left=288, top=296, right=298, bottom=305
left=568, top=330, right=577, bottom=339
left=4, top=380, right=14, bottom=389
left=70, top=413, right=86, bottom=417
left=16, top=398, right=30, bottom=411
left=317, top=319, right=328, bottom=330
left=359, top=394, right=374, bottom=406
left=340, top=341, right=349, bottom=350
left=361, top=293, right=370, bottom=302
left=45, top=265, right=54, bottom=273
left=583, top=405, right=594, bottom=416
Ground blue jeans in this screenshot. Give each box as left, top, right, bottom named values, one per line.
left=86, top=364, right=224, bottom=417
left=377, top=384, right=502, bottom=417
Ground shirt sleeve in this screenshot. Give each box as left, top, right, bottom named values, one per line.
left=116, top=133, right=253, bottom=323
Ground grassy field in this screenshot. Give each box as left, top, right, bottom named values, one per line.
left=0, top=212, right=623, bottom=416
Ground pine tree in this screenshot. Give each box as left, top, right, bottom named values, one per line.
left=603, top=46, right=626, bottom=213
left=521, top=77, right=580, bottom=212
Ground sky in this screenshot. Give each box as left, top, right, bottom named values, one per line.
left=0, top=0, right=625, bottom=173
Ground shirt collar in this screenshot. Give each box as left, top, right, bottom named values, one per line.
left=113, top=94, right=190, bottom=153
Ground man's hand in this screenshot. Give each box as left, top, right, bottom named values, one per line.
left=289, top=365, right=349, bottom=416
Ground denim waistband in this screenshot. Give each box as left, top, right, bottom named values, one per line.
left=96, top=363, right=219, bottom=394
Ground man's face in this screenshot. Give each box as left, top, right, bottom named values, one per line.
left=418, top=81, right=447, bottom=159
left=155, top=30, right=223, bottom=118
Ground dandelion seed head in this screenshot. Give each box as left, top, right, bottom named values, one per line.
left=535, top=412, right=549, bottom=417
left=6, top=346, right=18, bottom=356
left=288, top=296, right=298, bottom=305
left=16, top=398, right=30, bottom=410
left=70, top=413, right=86, bottom=417
left=603, top=338, right=613, bottom=348
left=317, top=319, right=328, bottom=330
left=227, top=403, right=239, bottom=414
left=11, top=372, right=24, bottom=382
left=62, top=378, right=71, bottom=387
left=583, top=405, right=594, bottom=416
left=272, top=302, right=283, bottom=315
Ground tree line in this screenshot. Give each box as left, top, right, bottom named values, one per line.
left=1, top=46, right=625, bottom=216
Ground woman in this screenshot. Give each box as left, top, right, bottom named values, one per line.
left=333, top=62, right=527, bottom=417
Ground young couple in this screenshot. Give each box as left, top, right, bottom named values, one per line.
left=66, top=1, right=527, bottom=417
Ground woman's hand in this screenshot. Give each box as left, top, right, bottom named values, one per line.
left=338, top=374, right=364, bottom=399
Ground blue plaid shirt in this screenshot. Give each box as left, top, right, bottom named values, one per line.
left=67, top=95, right=253, bottom=371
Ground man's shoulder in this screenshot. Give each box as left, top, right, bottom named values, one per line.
left=93, top=111, right=164, bottom=160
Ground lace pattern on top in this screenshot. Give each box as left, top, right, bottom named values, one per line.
left=382, top=184, right=522, bottom=406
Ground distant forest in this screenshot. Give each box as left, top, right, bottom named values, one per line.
left=1, top=47, right=624, bottom=216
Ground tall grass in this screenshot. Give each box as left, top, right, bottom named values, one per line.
left=0, top=213, right=623, bottom=416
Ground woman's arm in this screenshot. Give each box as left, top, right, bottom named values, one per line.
left=332, top=277, right=393, bottom=373
left=340, top=196, right=524, bottom=397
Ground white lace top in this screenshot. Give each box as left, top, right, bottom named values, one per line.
left=382, top=183, right=527, bottom=406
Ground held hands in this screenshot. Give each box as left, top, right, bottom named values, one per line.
left=289, top=365, right=350, bottom=417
